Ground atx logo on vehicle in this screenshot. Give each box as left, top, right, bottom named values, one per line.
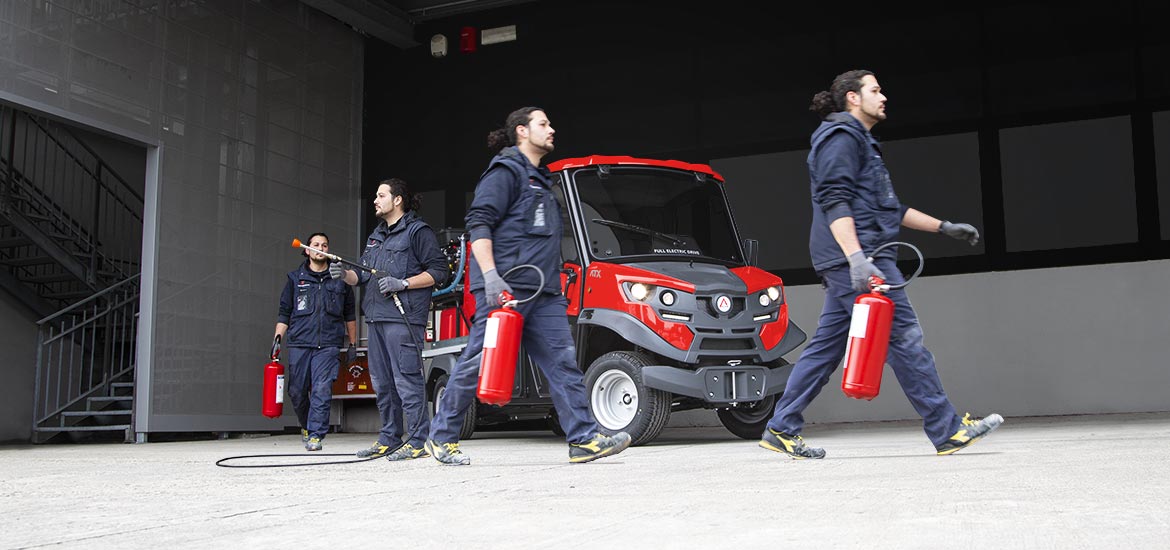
left=589, top=269, right=602, bottom=279
left=715, top=295, right=732, bottom=313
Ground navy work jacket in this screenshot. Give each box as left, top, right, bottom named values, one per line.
left=278, top=260, right=356, bottom=348
left=807, top=112, right=910, bottom=272
left=357, top=210, right=449, bottom=326
left=465, top=146, right=563, bottom=296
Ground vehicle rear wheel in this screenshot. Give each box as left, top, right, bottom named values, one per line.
left=716, top=395, right=776, bottom=440
left=585, top=351, right=670, bottom=446
left=432, top=374, right=476, bottom=441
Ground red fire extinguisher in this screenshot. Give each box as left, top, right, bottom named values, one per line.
left=841, top=243, right=924, bottom=400
left=476, top=265, right=545, bottom=406
left=477, top=291, right=523, bottom=405
left=262, top=335, right=285, bottom=418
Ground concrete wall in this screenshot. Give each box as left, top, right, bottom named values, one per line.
left=670, top=260, right=1170, bottom=429
left=791, top=260, right=1170, bottom=424
left=0, top=295, right=39, bottom=442
left=0, top=0, right=365, bottom=436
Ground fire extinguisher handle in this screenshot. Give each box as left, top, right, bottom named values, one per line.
left=270, top=334, right=281, bottom=361
left=868, top=276, right=890, bottom=293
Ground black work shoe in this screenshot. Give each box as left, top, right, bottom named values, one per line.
left=568, top=432, right=632, bottom=463
left=936, top=413, right=1004, bottom=456
left=759, top=428, right=826, bottom=459
left=425, top=439, right=470, bottom=466
left=386, top=443, right=429, bottom=461
left=305, top=437, right=323, bottom=452
left=355, top=441, right=392, bottom=458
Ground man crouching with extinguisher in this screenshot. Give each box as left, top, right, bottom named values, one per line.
left=759, top=70, right=1003, bottom=459
left=426, top=107, right=632, bottom=465
left=274, top=232, right=358, bottom=451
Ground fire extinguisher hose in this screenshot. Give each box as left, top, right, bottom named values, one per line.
left=215, top=264, right=546, bottom=468
left=868, top=241, right=925, bottom=291
left=498, top=264, right=545, bottom=306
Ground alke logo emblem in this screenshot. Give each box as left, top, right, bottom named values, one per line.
left=715, top=295, right=732, bottom=313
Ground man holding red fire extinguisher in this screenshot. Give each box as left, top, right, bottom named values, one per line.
left=759, top=70, right=1003, bottom=459
left=426, top=107, right=632, bottom=465
left=274, top=232, right=358, bottom=452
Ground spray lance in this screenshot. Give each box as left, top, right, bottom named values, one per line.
left=291, top=238, right=410, bottom=315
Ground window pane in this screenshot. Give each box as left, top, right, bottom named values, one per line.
left=712, top=150, right=812, bottom=271
left=1000, top=117, right=1137, bottom=252
left=572, top=167, right=741, bottom=264
left=1154, top=111, right=1170, bottom=240
left=881, top=132, right=983, bottom=258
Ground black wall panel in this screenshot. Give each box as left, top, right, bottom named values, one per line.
left=361, top=0, right=1170, bottom=278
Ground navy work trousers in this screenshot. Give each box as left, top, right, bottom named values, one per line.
left=287, top=346, right=339, bottom=439
left=430, top=291, right=598, bottom=444
left=767, top=257, right=962, bottom=447
left=367, top=320, right=430, bottom=448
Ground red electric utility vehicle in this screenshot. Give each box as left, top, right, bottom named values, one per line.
left=423, top=156, right=806, bottom=445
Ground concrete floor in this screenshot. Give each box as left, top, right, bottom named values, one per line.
left=3, top=413, right=1168, bottom=549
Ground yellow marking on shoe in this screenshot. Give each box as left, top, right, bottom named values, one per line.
left=950, top=430, right=971, bottom=443
left=758, top=438, right=808, bottom=460
left=574, top=441, right=603, bottom=453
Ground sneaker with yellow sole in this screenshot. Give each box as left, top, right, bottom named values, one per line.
left=425, top=439, right=471, bottom=465
left=759, top=428, right=826, bottom=459
left=355, top=441, right=393, bottom=458
left=936, top=413, right=1004, bottom=455
left=568, top=432, right=632, bottom=463
left=386, top=443, right=429, bottom=461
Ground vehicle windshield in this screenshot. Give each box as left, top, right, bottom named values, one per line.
left=572, top=167, right=743, bottom=264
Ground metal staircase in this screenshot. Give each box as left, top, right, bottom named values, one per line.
left=0, top=104, right=145, bottom=443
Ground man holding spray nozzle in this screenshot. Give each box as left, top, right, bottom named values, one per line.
left=275, top=232, right=357, bottom=452
left=332, top=178, right=449, bottom=460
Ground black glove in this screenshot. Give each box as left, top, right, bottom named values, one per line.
left=328, top=262, right=346, bottom=280
left=482, top=268, right=514, bottom=307
left=345, top=343, right=357, bottom=364
left=939, top=221, right=980, bottom=246
left=847, top=251, right=886, bottom=293
left=378, top=276, right=408, bottom=295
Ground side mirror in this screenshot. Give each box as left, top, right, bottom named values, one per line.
left=742, top=238, right=760, bottom=267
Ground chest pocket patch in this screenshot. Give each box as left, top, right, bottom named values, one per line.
left=295, top=282, right=312, bottom=312
left=526, top=187, right=554, bottom=236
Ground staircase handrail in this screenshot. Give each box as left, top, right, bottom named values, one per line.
left=37, top=273, right=140, bottom=326
left=22, top=116, right=143, bottom=221
left=59, top=125, right=144, bottom=205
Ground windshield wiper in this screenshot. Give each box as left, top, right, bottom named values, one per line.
left=591, top=219, right=687, bottom=246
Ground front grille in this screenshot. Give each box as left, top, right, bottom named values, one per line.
left=699, top=338, right=754, bottom=350
left=699, top=296, right=745, bottom=318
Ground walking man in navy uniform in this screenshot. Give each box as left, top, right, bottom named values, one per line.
left=427, top=107, right=632, bottom=465
left=275, top=232, right=357, bottom=451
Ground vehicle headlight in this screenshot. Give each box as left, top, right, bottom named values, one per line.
left=758, top=293, right=771, bottom=307
left=767, top=286, right=781, bottom=302
left=660, top=290, right=676, bottom=306
left=629, top=282, right=652, bottom=301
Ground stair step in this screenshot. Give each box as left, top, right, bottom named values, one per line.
left=62, top=410, right=130, bottom=417
left=111, top=382, right=134, bottom=389
left=34, top=424, right=129, bottom=432
left=44, top=290, right=95, bottom=300
left=24, top=273, right=80, bottom=284
left=0, top=256, right=54, bottom=266
left=88, top=396, right=133, bottom=403
left=0, top=236, right=33, bottom=248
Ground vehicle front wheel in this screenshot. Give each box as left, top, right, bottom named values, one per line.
left=585, top=351, right=671, bottom=446
left=716, top=395, right=776, bottom=440
left=432, top=374, right=476, bottom=441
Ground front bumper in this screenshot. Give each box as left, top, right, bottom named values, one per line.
left=642, top=363, right=789, bottom=404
